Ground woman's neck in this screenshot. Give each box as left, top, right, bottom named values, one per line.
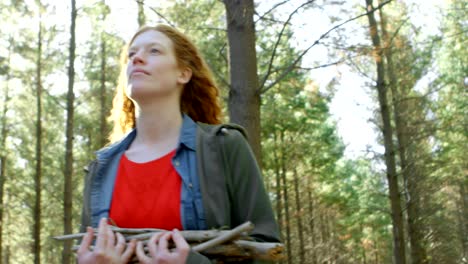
left=133, top=96, right=183, bottom=147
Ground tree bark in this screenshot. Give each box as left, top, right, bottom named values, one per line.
left=279, top=131, right=292, bottom=264
left=137, top=0, right=146, bottom=27
left=361, top=224, right=367, bottom=264
left=364, top=1, right=406, bottom=263
left=293, top=168, right=305, bottom=264
left=273, top=131, right=283, bottom=235
left=223, top=0, right=262, bottom=167
left=0, top=98, right=6, bottom=264
left=307, top=172, right=317, bottom=264
left=272, top=130, right=284, bottom=264
left=99, top=33, right=107, bottom=147
left=459, top=183, right=468, bottom=261
left=62, top=0, right=77, bottom=263
left=33, top=15, right=43, bottom=264
left=3, top=245, right=9, bottom=264
left=0, top=37, right=12, bottom=264
left=374, top=237, right=379, bottom=264
left=378, top=5, right=428, bottom=263
left=321, top=212, right=330, bottom=262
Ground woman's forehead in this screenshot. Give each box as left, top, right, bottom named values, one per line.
left=129, top=30, right=172, bottom=49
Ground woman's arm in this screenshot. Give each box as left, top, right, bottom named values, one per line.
left=220, top=128, right=281, bottom=243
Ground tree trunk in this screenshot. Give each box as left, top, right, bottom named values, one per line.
left=279, top=131, right=292, bottom=264
left=378, top=6, right=427, bottom=263
left=293, top=168, right=305, bottom=264
left=99, top=33, right=107, bottom=147
left=307, top=173, right=317, bottom=264
left=361, top=224, right=367, bottom=264
left=319, top=212, right=329, bottom=263
left=0, top=105, right=6, bottom=264
left=62, top=0, right=77, bottom=263
left=364, top=1, right=406, bottom=263
left=272, top=131, right=284, bottom=264
left=459, top=183, right=468, bottom=260
left=3, top=245, right=9, bottom=264
left=137, top=0, right=146, bottom=27
left=374, top=237, right=379, bottom=264
left=273, top=132, right=283, bottom=233
left=33, top=15, right=43, bottom=264
left=0, top=38, right=12, bottom=264
left=223, top=0, right=262, bottom=167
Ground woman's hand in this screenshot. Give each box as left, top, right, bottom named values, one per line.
left=136, top=229, right=190, bottom=264
left=77, top=218, right=137, bottom=264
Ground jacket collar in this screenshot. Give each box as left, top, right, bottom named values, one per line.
left=179, top=114, right=197, bottom=151
left=96, top=113, right=196, bottom=160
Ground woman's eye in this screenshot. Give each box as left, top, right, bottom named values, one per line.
left=150, top=48, right=159, bottom=54
left=128, top=52, right=135, bottom=58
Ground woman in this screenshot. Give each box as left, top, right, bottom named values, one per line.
left=78, top=24, right=280, bottom=264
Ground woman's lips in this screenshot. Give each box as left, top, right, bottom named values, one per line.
left=130, top=68, right=150, bottom=76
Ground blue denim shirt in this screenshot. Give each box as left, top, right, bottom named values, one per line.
left=89, top=114, right=207, bottom=230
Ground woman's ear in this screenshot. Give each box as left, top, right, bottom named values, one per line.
left=177, top=67, right=192, bottom=84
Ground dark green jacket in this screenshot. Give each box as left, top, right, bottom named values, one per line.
left=81, top=122, right=280, bottom=263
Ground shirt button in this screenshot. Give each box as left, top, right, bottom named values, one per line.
left=189, top=183, right=193, bottom=188
left=175, top=161, right=180, bottom=166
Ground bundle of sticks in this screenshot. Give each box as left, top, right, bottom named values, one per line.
left=53, top=221, right=284, bottom=262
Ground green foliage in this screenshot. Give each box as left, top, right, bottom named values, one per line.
left=428, top=0, right=468, bottom=262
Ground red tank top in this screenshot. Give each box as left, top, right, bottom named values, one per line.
left=109, top=150, right=183, bottom=230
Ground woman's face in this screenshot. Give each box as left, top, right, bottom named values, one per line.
left=125, top=30, right=188, bottom=102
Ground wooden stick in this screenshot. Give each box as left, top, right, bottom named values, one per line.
left=72, top=240, right=284, bottom=261
left=54, top=229, right=251, bottom=242
left=125, top=230, right=251, bottom=242
left=109, top=226, right=166, bottom=233
left=234, top=240, right=285, bottom=260
left=52, top=226, right=165, bottom=241
left=60, top=221, right=286, bottom=261
left=191, top=221, right=254, bottom=252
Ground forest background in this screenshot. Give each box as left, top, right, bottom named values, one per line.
left=0, top=0, right=466, bottom=263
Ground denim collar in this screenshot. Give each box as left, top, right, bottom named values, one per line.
left=96, top=113, right=197, bottom=161
left=178, top=114, right=197, bottom=151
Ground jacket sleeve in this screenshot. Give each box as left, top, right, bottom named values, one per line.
left=220, top=129, right=281, bottom=243
left=79, top=160, right=98, bottom=233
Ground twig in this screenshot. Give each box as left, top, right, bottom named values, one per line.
left=136, top=0, right=175, bottom=27
left=259, top=0, right=316, bottom=92
left=72, top=239, right=284, bottom=261
left=64, top=222, right=284, bottom=261
left=52, top=226, right=165, bottom=241
left=54, top=228, right=251, bottom=242
left=260, top=0, right=393, bottom=94
left=192, top=221, right=254, bottom=252
left=209, top=240, right=285, bottom=260
left=254, top=0, right=291, bottom=23
left=125, top=230, right=251, bottom=242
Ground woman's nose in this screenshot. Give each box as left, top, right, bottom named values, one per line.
left=131, top=51, right=145, bottom=65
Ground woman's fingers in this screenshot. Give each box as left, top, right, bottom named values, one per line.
left=106, top=227, right=115, bottom=249
left=133, top=230, right=189, bottom=263
left=136, top=241, right=151, bottom=263
left=76, top=219, right=140, bottom=263
left=77, top=221, right=189, bottom=263
left=157, top=232, right=172, bottom=255
left=96, top=218, right=108, bottom=249
left=122, top=239, right=137, bottom=262
left=77, top=226, right=94, bottom=255
left=115, top=232, right=126, bottom=254
left=171, top=229, right=190, bottom=256
left=148, top=232, right=164, bottom=258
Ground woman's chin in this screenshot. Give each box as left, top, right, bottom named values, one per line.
left=126, top=88, right=175, bottom=103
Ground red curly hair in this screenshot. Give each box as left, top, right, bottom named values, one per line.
left=108, top=25, right=222, bottom=142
